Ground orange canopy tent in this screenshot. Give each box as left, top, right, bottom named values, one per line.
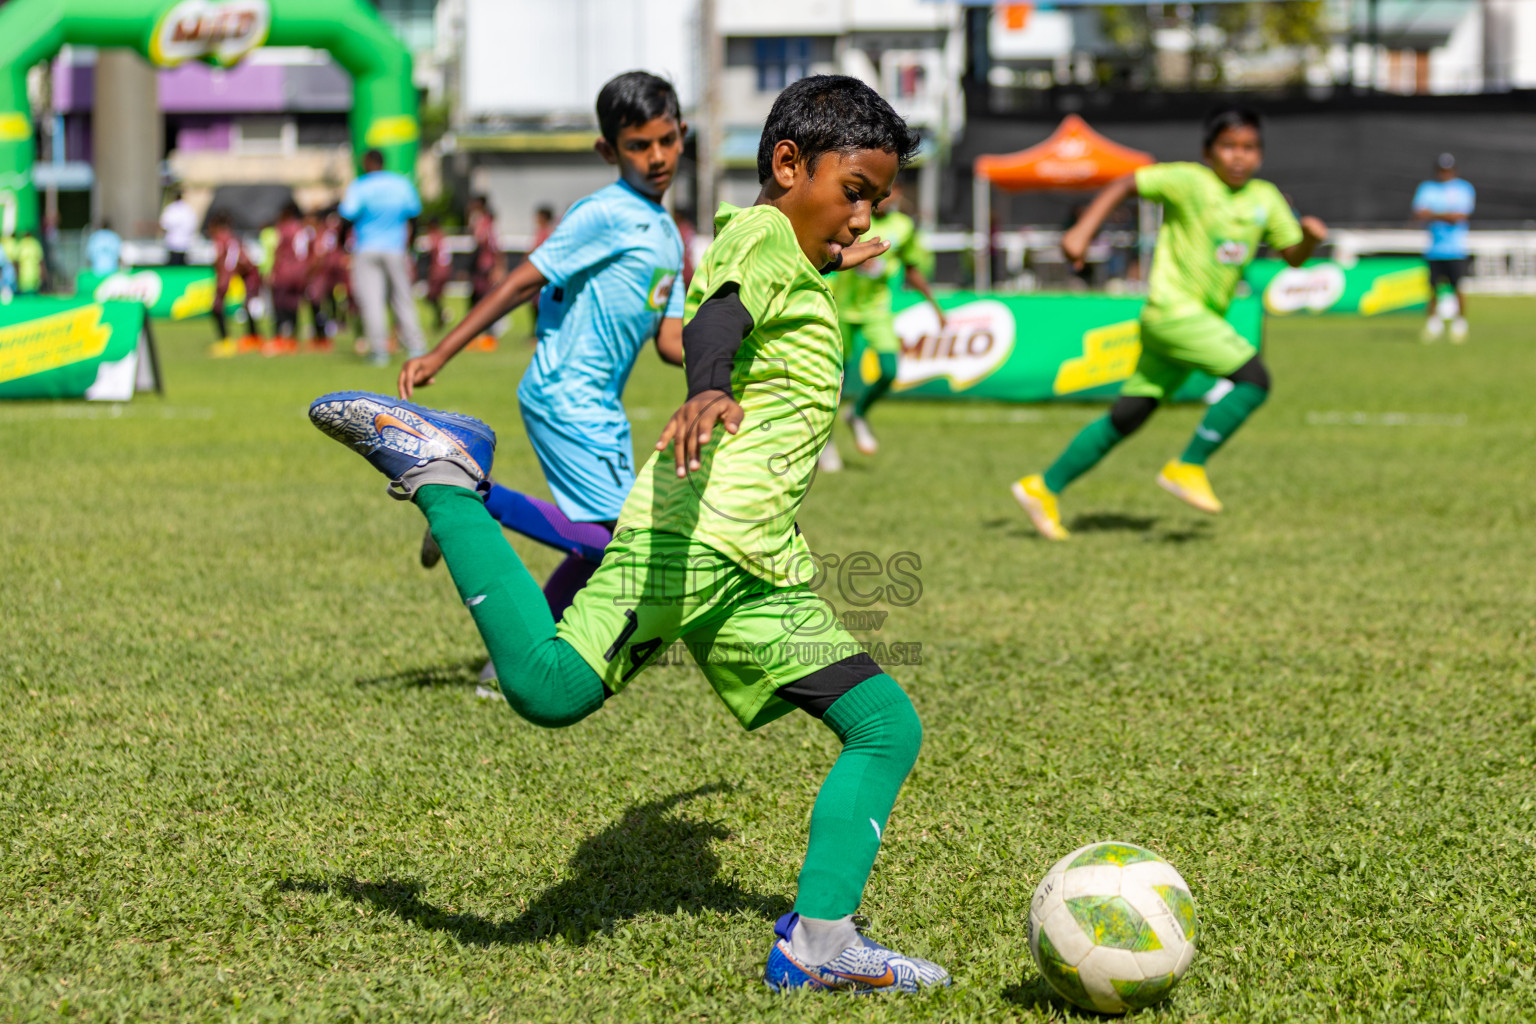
left=972, top=115, right=1154, bottom=289
left=976, top=114, right=1152, bottom=191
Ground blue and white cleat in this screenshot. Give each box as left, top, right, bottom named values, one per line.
left=308, top=391, right=495, bottom=490
left=764, top=912, right=951, bottom=994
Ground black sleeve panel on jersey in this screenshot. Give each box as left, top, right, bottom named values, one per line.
left=683, top=283, right=755, bottom=398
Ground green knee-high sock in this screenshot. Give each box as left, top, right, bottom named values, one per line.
left=793, top=675, right=922, bottom=919
left=1042, top=415, right=1126, bottom=494
left=853, top=353, right=898, bottom=419
left=414, top=485, right=605, bottom=727
left=1180, top=382, right=1268, bottom=466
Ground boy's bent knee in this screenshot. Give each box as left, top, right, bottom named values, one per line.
left=497, top=639, right=607, bottom=728
left=822, top=674, right=922, bottom=766
left=1227, top=356, right=1271, bottom=392
left=1109, top=396, right=1158, bottom=436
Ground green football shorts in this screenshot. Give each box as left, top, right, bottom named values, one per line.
left=1121, top=309, right=1256, bottom=401
left=839, top=315, right=901, bottom=359
left=556, top=527, right=866, bottom=731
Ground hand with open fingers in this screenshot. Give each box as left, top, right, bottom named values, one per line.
left=1300, top=215, right=1329, bottom=242
left=655, top=389, right=746, bottom=477
left=398, top=353, right=443, bottom=400
left=836, top=237, right=888, bottom=272
left=1061, top=226, right=1092, bottom=270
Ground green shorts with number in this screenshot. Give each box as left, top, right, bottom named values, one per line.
left=556, top=527, right=865, bottom=731
left=1121, top=309, right=1256, bottom=401
left=839, top=315, right=900, bottom=359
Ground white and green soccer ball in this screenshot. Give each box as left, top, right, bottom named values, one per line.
left=1027, top=841, right=1198, bottom=1015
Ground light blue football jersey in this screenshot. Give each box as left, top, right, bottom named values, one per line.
left=521, top=179, right=685, bottom=425
left=1413, top=178, right=1475, bottom=260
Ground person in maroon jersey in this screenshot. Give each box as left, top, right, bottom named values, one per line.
left=302, top=209, right=334, bottom=349
left=267, top=202, right=309, bottom=355
left=423, top=216, right=453, bottom=328
left=207, top=210, right=263, bottom=357
left=468, top=195, right=502, bottom=308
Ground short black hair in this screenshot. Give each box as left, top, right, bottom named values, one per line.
left=596, top=71, right=681, bottom=146
left=362, top=149, right=385, bottom=169
left=1202, top=105, right=1263, bottom=151
left=535, top=205, right=554, bottom=221
left=756, top=75, right=920, bottom=184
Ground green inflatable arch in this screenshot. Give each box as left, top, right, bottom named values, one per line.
left=0, top=0, right=418, bottom=235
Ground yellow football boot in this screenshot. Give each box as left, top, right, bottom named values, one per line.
left=1011, top=474, right=1070, bottom=540
left=207, top=339, right=239, bottom=358
left=1156, top=460, right=1223, bottom=514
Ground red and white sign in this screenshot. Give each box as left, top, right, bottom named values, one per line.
left=893, top=300, right=1016, bottom=392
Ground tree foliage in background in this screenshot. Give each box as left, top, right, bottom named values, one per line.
left=1098, top=2, right=1329, bottom=88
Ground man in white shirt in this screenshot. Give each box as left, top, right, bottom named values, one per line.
left=159, top=189, right=199, bottom=267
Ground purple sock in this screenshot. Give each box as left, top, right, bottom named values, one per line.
left=543, top=554, right=602, bottom=620
left=483, top=483, right=611, bottom=562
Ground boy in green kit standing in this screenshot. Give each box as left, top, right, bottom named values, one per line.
left=825, top=183, right=945, bottom=467
left=309, top=76, right=949, bottom=994
left=1012, top=106, right=1328, bottom=540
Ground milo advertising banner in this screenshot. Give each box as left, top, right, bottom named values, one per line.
left=76, top=266, right=245, bottom=320
left=844, top=291, right=1262, bottom=405
left=0, top=296, right=161, bottom=401
left=1246, top=257, right=1429, bottom=316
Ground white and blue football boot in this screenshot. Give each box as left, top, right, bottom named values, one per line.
left=764, top=912, right=951, bottom=994
left=308, top=391, right=495, bottom=495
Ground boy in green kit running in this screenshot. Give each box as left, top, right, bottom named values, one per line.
left=1012, top=106, right=1327, bottom=540
left=309, top=75, right=949, bottom=994
left=824, top=182, right=945, bottom=467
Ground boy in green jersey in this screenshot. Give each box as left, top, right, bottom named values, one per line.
left=1012, top=106, right=1328, bottom=540
left=309, top=76, right=951, bottom=993
left=825, top=182, right=945, bottom=466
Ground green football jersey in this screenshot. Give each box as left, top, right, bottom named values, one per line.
left=618, top=203, right=842, bottom=587
left=830, top=209, right=926, bottom=323
left=1136, top=162, right=1302, bottom=321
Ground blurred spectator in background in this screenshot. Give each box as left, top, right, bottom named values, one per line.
left=339, top=148, right=427, bottom=366
left=160, top=188, right=198, bottom=267
left=468, top=194, right=503, bottom=308
left=422, top=216, right=452, bottom=328
left=86, top=220, right=122, bottom=276
left=531, top=204, right=556, bottom=251
left=674, top=211, right=696, bottom=287
left=267, top=202, right=309, bottom=356
left=0, top=242, right=15, bottom=300
left=3, top=231, right=44, bottom=295
left=308, top=209, right=344, bottom=345
left=1413, top=153, right=1475, bottom=344
left=207, top=210, right=263, bottom=357
left=14, top=231, right=44, bottom=295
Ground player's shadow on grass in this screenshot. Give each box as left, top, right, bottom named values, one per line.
left=1003, top=975, right=1114, bottom=1019
left=279, top=783, right=788, bottom=946
left=352, top=659, right=485, bottom=689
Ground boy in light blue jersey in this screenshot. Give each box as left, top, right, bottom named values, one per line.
left=1412, top=153, right=1475, bottom=343
left=400, top=72, right=686, bottom=621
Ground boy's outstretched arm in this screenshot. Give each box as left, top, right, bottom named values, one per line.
left=902, top=264, right=947, bottom=329
left=1061, top=173, right=1139, bottom=270
left=655, top=284, right=753, bottom=475
left=398, top=260, right=548, bottom=398
left=655, top=317, right=684, bottom=365
left=1280, top=216, right=1329, bottom=268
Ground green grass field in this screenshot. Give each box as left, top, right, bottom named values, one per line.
left=2, top=301, right=1533, bottom=1022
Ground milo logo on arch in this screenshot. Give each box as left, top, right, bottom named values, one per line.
left=149, top=0, right=272, bottom=68
left=891, top=299, right=1015, bottom=393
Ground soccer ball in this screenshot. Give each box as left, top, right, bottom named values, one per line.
left=1027, top=842, right=1198, bottom=1015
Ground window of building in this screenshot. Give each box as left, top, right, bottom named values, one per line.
left=755, top=37, right=813, bottom=92
left=371, top=0, right=437, bottom=53
left=233, top=118, right=296, bottom=155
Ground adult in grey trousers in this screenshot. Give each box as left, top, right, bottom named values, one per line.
left=338, top=149, right=427, bottom=366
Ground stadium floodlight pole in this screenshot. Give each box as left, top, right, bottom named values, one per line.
left=698, top=0, right=722, bottom=225
left=973, top=165, right=990, bottom=291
